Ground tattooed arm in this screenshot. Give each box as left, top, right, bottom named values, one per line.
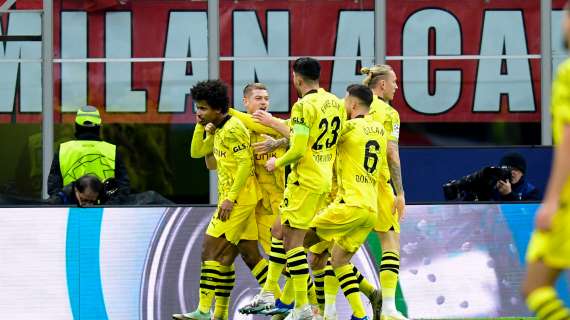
left=387, top=140, right=406, bottom=220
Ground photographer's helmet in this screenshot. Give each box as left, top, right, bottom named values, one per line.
left=75, top=105, right=102, bottom=127
left=499, top=152, right=526, bottom=174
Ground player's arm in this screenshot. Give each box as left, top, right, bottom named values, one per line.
left=252, top=110, right=291, bottom=138
left=387, top=112, right=406, bottom=219
left=205, top=153, right=217, bottom=170
left=253, top=135, right=289, bottom=154
left=228, top=108, right=282, bottom=136
left=226, top=129, right=254, bottom=202
left=190, top=124, right=214, bottom=158
left=218, top=127, right=253, bottom=221
left=274, top=124, right=309, bottom=168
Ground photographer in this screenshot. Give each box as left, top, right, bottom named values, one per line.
left=491, top=152, right=541, bottom=201
left=48, top=174, right=173, bottom=206
left=48, top=175, right=103, bottom=207
left=443, top=152, right=541, bottom=201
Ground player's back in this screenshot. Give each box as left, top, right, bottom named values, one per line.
left=336, top=115, right=385, bottom=211
left=552, top=58, right=570, bottom=200
left=213, top=116, right=259, bottom=205
left=289, top=88, right=342, bottom=194
left=370, top=96, right=398, bottom=181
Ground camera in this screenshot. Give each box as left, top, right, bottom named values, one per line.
left=443, top=166, right=512, bottom=201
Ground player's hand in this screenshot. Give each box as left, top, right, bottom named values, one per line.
left=394, top=194, right=406, bottom=221
left=265, top=157, right=277, bottom=172
left=496, top=180, right=512, bottom=196
left=535, top=200, right=558, bottom=231
left=205, top=123, right=216, bottom=135
left=253, top=110, right=274, bottom=126
left=218, top=199, right=234, bottom=221
left=253, top=134, right=279, bottom=154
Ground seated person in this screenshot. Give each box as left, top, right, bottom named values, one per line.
left=48, top=175, right=102, bottom=207
left=49, top=174, right=173, bottom=206
left=492, top=152, right=541, bottom=201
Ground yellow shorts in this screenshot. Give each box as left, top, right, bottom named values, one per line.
left=255, top=184, right=282, bottom=252
left=374, top=180, right=400, bottom=233
left=206, top=203, right=258, bottom=245
left=280, top=183, right=328, bottom=230
left=313, top=203, right=376, bottom=253
left=526, top=208, right=570, bottom=269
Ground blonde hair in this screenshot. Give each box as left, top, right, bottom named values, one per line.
left=361, top=64, right=393, bottom=88
left=243, top=82, right=268, bottom=97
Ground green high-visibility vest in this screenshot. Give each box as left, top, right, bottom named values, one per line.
left=59, top=140, right=116, bottom=186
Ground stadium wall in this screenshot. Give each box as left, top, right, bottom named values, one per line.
left=1, top=204, right=566, bottom=319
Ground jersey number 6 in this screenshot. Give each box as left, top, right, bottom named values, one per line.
left=364, top=140, right=380, bottom=173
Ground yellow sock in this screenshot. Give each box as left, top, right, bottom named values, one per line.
left=198, top=260, right=219, bottom=313
left=335, top=264, right=366, bottom=318
left=308, top=276, right=318, bottom=305
left=312, top=267, right=326, bottom=311
left=251, top=259, right=269, bottom=286
left=280, top=270, right=295, bottom=305
left=287, top=246, right=309, bottom=308
left=351, top=263, right=375, bottom=298
left=324, top=262, right=339, bottom=306
left=213, top=264, right=235, bottom=320
left=264, top=238, right=286, bottom=294
left=527, top=286, right=570, bottom=320
left=380, top=250, right=400, bottom=311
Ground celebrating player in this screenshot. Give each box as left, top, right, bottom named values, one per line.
left=173, top=80, right=260, bottom=320
left=305, top=84, right=385, bottom=320
left=247, top=57, right=343, bottom=320
left=522, top=3, right=570, bottom=319
left=361, top=64, right=408, bottom=320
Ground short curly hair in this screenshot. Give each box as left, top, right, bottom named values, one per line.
left=191, top=80, right=230, bottom=113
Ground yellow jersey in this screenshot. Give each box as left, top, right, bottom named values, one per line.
left=252, top=130, right=286, bottom=190
left=212, top=116, right=259, bottom=205
left=552, top=58, right=570, bottom=200
left=335, top=115, right=385, bottom=211
left=370, top=96, right=400, bottom=181
left=286, top=88, right=343, bottom=193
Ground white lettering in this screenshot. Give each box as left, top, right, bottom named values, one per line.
left=0, top=12, right=42, bottom=112
left=61, top=12, right=87, bottom=112
left=105, top=12, right=146, bottom=112
left=233, top=11, right=289, bottom=112
left=474, top=11, right=535, bottom=112
left=402, top=9, right=461, bottom=114
left=159, top=12, right=208, bottom=112
left=330, top=11, right=374, bottom=99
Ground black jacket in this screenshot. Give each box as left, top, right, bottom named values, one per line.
left=47, top=132, right=130, bottom=204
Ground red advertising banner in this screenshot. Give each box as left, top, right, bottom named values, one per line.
left=0, top=0, right=567, bottom=124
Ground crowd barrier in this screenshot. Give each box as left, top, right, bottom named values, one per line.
left=1, top=204, right=566, bottom=319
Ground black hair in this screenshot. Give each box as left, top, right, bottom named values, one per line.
left=191, top=80, right=230, bottom=113
left=74, top=123, right=101, bottom=139
left=346, top=84, right=373, bottom=107
left=293, top=57, right=320, bottom=81
left=75, top=175, right=103, bottom=195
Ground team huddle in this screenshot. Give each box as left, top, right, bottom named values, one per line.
left=175, top=57, right=407, bottom=320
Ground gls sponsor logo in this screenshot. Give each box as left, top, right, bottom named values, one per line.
left=232, top=144, right=247, bottom=153
left=292, top=117, right=305, bottom=124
